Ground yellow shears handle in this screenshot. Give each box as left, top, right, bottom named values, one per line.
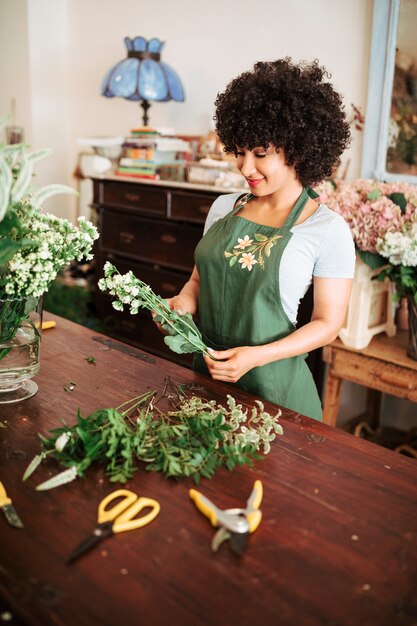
left=246, top=479, right=263, bottom=532
left=0, top=482, right=12, bottom=508
left=189, top=489, right=218, bottom=526
left=98, top=489, right=160, bottom=533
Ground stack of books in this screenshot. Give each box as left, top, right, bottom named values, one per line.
left=116, top=128, right=190, bottom=180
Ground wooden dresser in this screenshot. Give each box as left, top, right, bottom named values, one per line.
left=91, top=176, right=244, bottom=366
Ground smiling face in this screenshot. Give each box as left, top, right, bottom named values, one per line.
left=236, top=145, right=300, bottom=196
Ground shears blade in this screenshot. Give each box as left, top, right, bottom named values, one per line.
left=229, top=532, right=249, bottom=556
left=211, top=527, right=231, bottom=552
left=67, top=522, right=113, bottom=564
left=1, top=504, right=23, bottom=528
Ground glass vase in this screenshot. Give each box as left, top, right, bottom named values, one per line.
left=407, top=295, right=417, bottom=361
left=0, top=296, right=43, bottom=403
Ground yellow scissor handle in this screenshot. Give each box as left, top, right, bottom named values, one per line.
left=246, top=480, right=263, bottom=533
left=0, top=482, right=12, bottom=508
left=112, top=497, right=160, bottom=534
left=98, top=489, right=160, bottom=534
left=247, top=480, right=263, bottom=512
left=189, top=489, right=219, bottom=527
left=247, top=509, right=262, bottom=533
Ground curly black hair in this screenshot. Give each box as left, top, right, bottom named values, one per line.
left=214, top=58, right=351, bottom=187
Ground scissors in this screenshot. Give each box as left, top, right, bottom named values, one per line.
left=0, top=481, right=23, bottom=528
left=189, top=480, right=263, bottom=555
left=67, top=489, right=160, bottom=564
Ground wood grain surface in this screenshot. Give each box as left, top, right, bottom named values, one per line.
left=0, top=315, right=416, bottom=626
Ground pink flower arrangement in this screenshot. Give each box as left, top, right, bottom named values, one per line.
left=314, top=179, right=417, bottom=255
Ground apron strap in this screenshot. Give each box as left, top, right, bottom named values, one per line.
left=232, top=192, right=254, bottom=214
left=232, top=186, right=315, bottom=228
left=281, top=187, right=310, bottom=231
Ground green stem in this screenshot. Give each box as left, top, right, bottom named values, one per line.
left=116, top=389, right=157, bottom=413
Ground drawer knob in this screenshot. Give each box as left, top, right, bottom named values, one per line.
left=379, top=371, right=415, bottom=390
left=198, top=205, right=210, bottom=215
left=120, top=231, right=135, bottom=244
left=160, top=233, right=177, bottom=245
left=125, top=193, right=141, bottom=203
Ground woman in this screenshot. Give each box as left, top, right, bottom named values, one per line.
left=163, top=58, right=355, bottom=421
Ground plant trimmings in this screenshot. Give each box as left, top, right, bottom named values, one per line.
left=23, top=388, right=283, bottom=489
left=98, top=261, right=209, bottom=356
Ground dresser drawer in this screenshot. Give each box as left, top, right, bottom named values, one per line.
left=96, top=293, right=192, bottom=367
left=99, top=256, right=186, bottom=298
left=100, top=210, right=201, bottom=271
left=100, top=181, right=167, bottom=216
left=170, top=190, right=216, bottom=224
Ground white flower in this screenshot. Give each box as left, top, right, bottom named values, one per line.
left=234, top=235, right=253, bottom=249
left=238, top=252, right=258, bottom=271
left=377, top=222, right=417, bottom=266
left=55, top=432, right=71, bottom=452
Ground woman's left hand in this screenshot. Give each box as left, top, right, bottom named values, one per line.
left=203, top=346, right=261, bottom=383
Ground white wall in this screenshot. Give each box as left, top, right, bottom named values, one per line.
left=0, top=0, right=373, bottom=218
left=0, top=0, right=32, bottom=142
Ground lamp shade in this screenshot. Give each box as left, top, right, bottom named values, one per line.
left=101, top=36, right=185, bottom=103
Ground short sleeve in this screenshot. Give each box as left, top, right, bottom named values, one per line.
left=313, top=215, right=356, bottom=278
left=203, top=193, right=242, bottom=235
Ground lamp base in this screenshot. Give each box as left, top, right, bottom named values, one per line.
left=140, top=99, right=151, bottom=126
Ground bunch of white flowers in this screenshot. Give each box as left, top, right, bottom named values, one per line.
left=99, top=261, right=209, bottom=356
left=98, top=261, right=146, bottom=314
left=376, top=222, right=417, bottom=267
left=4, top=208, right=98, bottom=298
left=0, top=113, right=99, bottom=300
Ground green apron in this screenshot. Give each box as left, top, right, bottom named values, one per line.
left=193, top=187, right=322, bottom=421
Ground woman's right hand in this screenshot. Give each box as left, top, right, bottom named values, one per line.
left=152, top=294, right=197, bottom=334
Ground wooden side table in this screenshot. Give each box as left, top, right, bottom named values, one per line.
left=322, top=330, right=417, bottom=427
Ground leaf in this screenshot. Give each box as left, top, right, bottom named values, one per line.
left=22, top=453, right=46, bottom=480
left=264, top=241, right=274, bottom=257
left=224, top=251, right=233, bottom=257
left=11, top=156, right=33, bottom=203
left=254, top=233, right=268, bottom=242
left=27, top=148, right=53, bottom=163
left=164, top=334, right=195, bottom=354
left=229, top=256, right=238, bottom=267
left=0, top=239, right=34, bottom=265
left=387, top=192, right=407, bottom=214
left=0, top=159, right=13, bottom=221
left=0, top=114, right=10, bottom=130
left=85, top=356, right=96, bottom=365
left=357, top=248, right=387, bottom=270
left=367, top=188, right=381, bottom=201
left=31, top=184, right=78, bottom=208
left=36, top=466, right=78, bottom=490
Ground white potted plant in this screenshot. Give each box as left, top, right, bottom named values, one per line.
left=0, top=115, right=99, bottom=403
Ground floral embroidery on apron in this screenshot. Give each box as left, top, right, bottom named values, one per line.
left=224, top=232, right=283, bottom=270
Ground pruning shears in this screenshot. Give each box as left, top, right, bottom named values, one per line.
left=189, top=480, right=263, bottom=555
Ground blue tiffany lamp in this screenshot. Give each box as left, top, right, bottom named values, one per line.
left=101, top=36, right=185, bottom=126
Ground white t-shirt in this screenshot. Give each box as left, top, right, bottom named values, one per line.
left=202, top=192, right=355, bottom=325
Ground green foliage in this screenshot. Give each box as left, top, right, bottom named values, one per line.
left=23, top=386, right=283, bottom=489
left=99, top=262, right=209, bottom=356
left=377, top=264, right=417, bottom=301
left=387, top=192, right=407, bottom=214
left=357, top=247, right=387, bottom=270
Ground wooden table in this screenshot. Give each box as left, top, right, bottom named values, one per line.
left=1, top=316, right=417, bottom=626
left=322, top=331, right=417, bottom=428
